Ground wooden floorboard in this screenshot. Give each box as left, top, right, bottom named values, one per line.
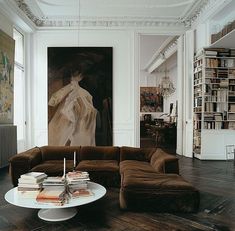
left=0, top=156, right=235, bottom=231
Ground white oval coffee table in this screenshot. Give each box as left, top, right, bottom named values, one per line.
left=5, top=182, right=106, bottom=222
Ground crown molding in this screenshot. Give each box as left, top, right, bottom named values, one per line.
left=11, top=0, right=220, bottom=30
left=14, top=0, right=44, bottom=26
left=180, top=0, right=233, bottom=28
left=191, top=0, right=233, bottom=28
left=178, top=0, right=209, bottom=27
left=12, top=0, right=205, bottom=29
left=145, top=36, right=178, bottom=73
left=0, top=0, right=36, bottom=32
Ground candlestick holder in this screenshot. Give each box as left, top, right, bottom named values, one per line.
left=63, top=174, right=71, bottom=203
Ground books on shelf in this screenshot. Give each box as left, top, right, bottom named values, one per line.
left=205, top=50, right=217, bottom=56
left=228, top=122, right=235, bottom=129
left=229, top=104, right=235, bottom=112
left=228, top=114, right=235, bottom=120
left=206, top=58, right=218, bottom=68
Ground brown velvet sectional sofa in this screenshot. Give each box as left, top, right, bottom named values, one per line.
left=9, top=146, right=200, bottom=212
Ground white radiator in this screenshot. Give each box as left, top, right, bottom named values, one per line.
left=0, top=125, right=17, bottom=168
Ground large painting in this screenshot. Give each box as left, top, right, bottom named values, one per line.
left=48, top=47, right=112, bottom=146
left=0, top=30, right=15, bottom=124
left=140, top=87, right=163, bottom=112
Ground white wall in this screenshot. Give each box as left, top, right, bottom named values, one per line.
left=0, top=11, right=13, bottom=37
left=31, top=29, right=135, bottom=147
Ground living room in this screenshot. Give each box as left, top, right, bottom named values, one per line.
left=0, top=0, right=235, bottom=230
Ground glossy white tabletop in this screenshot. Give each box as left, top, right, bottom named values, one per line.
left=5, top=182, right=106, bottom=209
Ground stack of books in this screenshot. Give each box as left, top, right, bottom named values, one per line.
left=66, top=171, right=93, bottom=198
left=18, top=172, right=47, bottom=198
left=42, top=176, right=65, bottom=186
left=36, top=186, right=66, bottom=205
left=205, top=50, right=217, bottom=57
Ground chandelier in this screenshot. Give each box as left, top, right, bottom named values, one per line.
left=159, top=70, right=175, bottom=98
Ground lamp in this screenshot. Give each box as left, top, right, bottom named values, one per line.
left=159, top=65, right=175, bottom=98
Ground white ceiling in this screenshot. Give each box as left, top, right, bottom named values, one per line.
left=26, top=0, right=197, bottom=19
left=140, top=35, right=171, bottom=69
left=12, top=0, right=208, bottom=27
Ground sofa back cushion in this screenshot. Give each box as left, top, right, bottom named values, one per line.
left=120, top=146, right=155, bottom=162
left=40, top=146, right=80, bottom=161
left=80, top=146, right=120, bottom=161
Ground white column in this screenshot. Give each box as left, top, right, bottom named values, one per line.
left=176, top=35, right=184, bottom=155
left=182, top=29, right=194, bottom=158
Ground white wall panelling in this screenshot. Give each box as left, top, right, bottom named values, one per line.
left=176, top=35, right=184, bottom=155
left=182, top=29, right=194, bottom=158
left=0, top=11, right=13, bottom=36
left=200, top=130, right=235, bottom=160
left=31, top=29, right=135, bottom=147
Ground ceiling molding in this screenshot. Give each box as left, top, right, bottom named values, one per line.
left=40, top=18, right=185, bottom=28
left=0, top=0, right=36, bottom=32
left=145, top=36, right=178, bottom=73
left=179, top=0, right=210, bottom=27
left=14, top=0, right=44, bottom=26
left=191, top=0, right=233, bottom=28
left=12, top=0, right=210, bottom=29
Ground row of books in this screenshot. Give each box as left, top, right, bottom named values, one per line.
left=204, top=49, right=235, bottom=57
left=204, top=102, right=227, bottom=113
left=204, top=121, right=223, bottom=129
left=205, top=58, right=218, bottom=68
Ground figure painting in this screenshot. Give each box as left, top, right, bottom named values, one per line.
left=140, top=87, right=163, bottom=112
left=48, top=47, right=112, bottom=146
left=0, top=30, right=15, bottom=124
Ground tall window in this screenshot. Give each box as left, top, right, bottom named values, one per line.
left=13, top=28, right=25, bottom=151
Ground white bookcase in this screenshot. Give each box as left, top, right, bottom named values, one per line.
left=193, top=48, right=235, bottom=159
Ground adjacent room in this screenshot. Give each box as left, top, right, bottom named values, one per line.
left=0, top=0, right=235, bottom=230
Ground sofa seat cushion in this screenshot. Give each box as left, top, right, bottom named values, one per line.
left=31, top=160, right=74, bottom=176
left=122, top=170, right=195, bottom=191
left=119, top=160, right=158, bottom=174
left=120, top=170, right=200, bottom=212
left=76, top=160, right=119, bottom=172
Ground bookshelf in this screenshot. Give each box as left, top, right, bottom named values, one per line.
left=193, top=48, right=235, bottom=159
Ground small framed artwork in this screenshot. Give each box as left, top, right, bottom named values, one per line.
left=140, top=87, right=163, bottom=112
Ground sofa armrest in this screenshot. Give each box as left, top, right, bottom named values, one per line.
left=9, top=147, right=42, bottom=186
left=150, top=148, right=179, bottom=174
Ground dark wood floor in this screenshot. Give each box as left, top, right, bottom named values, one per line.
left=0, top=156, right=235, bottom=231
